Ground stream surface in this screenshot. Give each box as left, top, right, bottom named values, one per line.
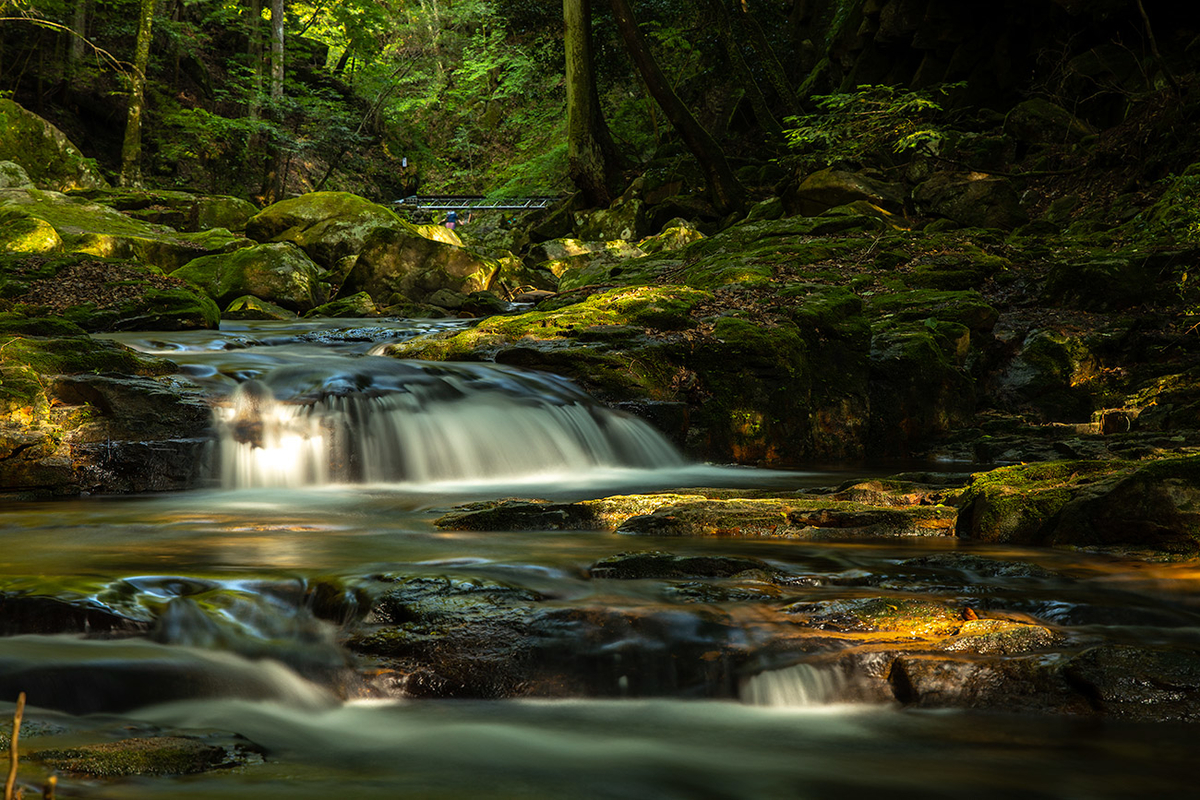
left=2, top=318, right=1199, bottom=798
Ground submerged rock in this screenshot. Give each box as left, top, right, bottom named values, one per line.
left=32, top=737, right=244, bottom=778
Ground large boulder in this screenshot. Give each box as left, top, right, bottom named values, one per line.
left=246, top=191, right=409, bottom=269
left=69, top=188, right=259, bottom=233
left=171, top=242, right=325, bottom=312
left=956, top=457, right=1200, bottom=552
left=783, top=168, right=905, bottom=217
left=0, top=161, right=34, bottom=190
left=913, top=171, right=1028, bottom=230
left=341, top=225, right=501, bottom=306
left=0, top=188, right=248, bottom=270
left=0, top=324, right=211, bottom=497
left=0, top=100, right=108, bottom=191
left=1003, top=97, right=1094, bottom=145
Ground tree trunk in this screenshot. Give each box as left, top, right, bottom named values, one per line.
left=247, top=0, right=263, bottom=121
left=66, top=0, right=88, bottom=79
left=734, top=0, right=802, bottom=117
left=706, top=0, right=782, bottom=138
left=608, top=0, right=745, bottom=215
left=564, top=0, right=623, bottom=206
left=263, top=0, right=286, bottom=202
left=119, top=0, right=155, bottom=187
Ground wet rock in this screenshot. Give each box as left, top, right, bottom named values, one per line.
left=588, top=551, right=778, bottom=580
left=0, top=594, right=149, bottom=636
left=0, top=334, right=210, bottom=496
left=351, top=576, right=748, bottom=700
left=0, top=100, right=108, bottom=191
left=32, top=737, right=239, bottom=777
left=617, top=498, right=958, bottom=539
left=1064, top=644, right=1200, bottom=722
left=887, top=652, right=1089, bottom=715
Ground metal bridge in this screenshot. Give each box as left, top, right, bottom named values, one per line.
left=393, top=196, right=559, bottom=212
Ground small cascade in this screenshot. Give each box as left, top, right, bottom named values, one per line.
left=213, top=361, right=685, bottom=489
left=741, top=662, right=846, bottom=707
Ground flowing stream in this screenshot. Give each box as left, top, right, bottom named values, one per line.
left=2, top=318, right=1199, bottom=798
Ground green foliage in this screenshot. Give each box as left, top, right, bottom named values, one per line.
left=783, top=83, right=964, bottom=170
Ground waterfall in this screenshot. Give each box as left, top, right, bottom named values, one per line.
left=212, top=362, right=685, bottom=489
left=741, top=662, right=846, bottom=707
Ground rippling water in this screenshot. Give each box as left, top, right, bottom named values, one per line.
left=0, top=318, right=1196, bottom=797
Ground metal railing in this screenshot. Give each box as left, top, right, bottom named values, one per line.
left=393, top=196, right=559, bottom=212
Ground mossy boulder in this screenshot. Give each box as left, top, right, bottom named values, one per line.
left=784, top=168, right=905, bottom=217
left=913, top=171, right=1028, bottom=230
left=171, top=242, right=325, bottom=312
left=0, top=254, right=220, bottom=331
left=0, top=215, right=62, bottom=253
left=306, top=291, right=379, bottom=318
left=32, top=737, right=235, bottom=777
left=573, top=196, right=649, bottom=241
left=0, top=188, right=244, bottom=270
left=617, top=497, right=958, bottom=538
left=68, top=188, right=259, bottom=233
left=246, top=191, right=421, bottom=269
left=342, top=223, right=502, bottom=306
left=1042, top=254, right=1160, bottom=310
left=0, top=100, right=108, bottom=191
left=957, top=457, right=1200, bottom=551
left=0, top=161, right=33, bottom=190
left=223, top=295, right=299, bottom=320
left=0, top=332, right=210, bottom=496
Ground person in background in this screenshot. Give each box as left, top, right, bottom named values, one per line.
left=445, top=210, right=458, bottom=229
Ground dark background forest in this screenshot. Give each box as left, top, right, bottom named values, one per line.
left=5, top=0, right=1199, bottom=210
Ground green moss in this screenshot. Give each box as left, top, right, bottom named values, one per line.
left=866, top=289, right=998, bottom=331
left=958, top=460, right=1133, bottom=544
left=0, top=100, right=107, bottom=190
left=32, top=737, right=228, bottom=777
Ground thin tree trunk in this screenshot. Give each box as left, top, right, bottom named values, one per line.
left=119, top=0, right=155, bottom=187
left=247, top=0, right=263, bottom=120
left=734, top=0, right=802, bottom=116
left=66, top=0, right=87, bottom=79
left=706, top=0, right=782, bottom=137
left=565, top=0, right=623, bottom=205
left=263, top=0, right=286, bottom=202
left=608, top=0, right=744, bottom=214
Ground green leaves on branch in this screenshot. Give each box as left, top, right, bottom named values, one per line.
left=783, top=83, right=964, bottom=170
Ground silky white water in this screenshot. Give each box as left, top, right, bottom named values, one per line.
left=2, top=318, right=1190, bottom=799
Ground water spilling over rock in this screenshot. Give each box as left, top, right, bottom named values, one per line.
left=213, top=360, right=684, bottom=488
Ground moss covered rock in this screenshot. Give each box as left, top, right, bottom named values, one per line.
left=956, top=457, right=1200, bottom=551
left=913, top=171, right=1028, bottom=230
left=0, top=254, right=220, bottom=331
left=0, top=187, right=245, bottom=270
left=0, top=100, right=108, bottom=191
left=0, top=331, right=210, bottom=496
left=32, top=737, right=232, bottom=777
left=68, top=188, right=259, bottom=233
left=171, top=242, right=324, bottom=312
left=223, top=294, right=299, bottom=320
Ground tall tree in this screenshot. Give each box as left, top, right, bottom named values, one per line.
left=706, top=0, right=781, bottom=138
left=262, top=0, right=286, bottom=202
left=608, top=0, right=744, bottom=214
left=119, top=0, right=155, bottom=187
left=564, top=0, right=622, bottom=205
